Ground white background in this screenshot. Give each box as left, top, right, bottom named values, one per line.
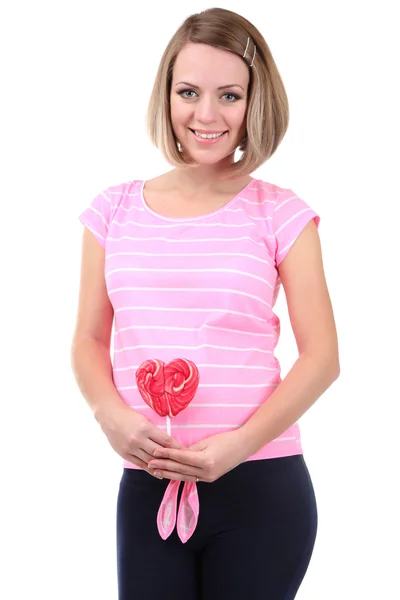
left=1, top=1, right=399, bottom=598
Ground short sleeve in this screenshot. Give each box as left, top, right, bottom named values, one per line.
left=78, top=188, right=114, bottom=249
left=272, top=189, right=321, bottom=266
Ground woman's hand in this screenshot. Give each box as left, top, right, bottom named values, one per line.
left=96, top=404, right=183, bottom=476
left=147, top=429, right=252, bottom=483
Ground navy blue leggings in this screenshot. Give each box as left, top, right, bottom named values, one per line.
left=116, top=455, right=318, bottom=599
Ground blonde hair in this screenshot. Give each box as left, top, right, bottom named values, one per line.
left=146, top=7, right=289, bottom=178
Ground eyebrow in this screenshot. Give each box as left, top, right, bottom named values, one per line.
left=175, top=81, right=245, bottom=91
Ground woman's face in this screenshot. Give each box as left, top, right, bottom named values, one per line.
left=170, top=42, right=249, bottom=166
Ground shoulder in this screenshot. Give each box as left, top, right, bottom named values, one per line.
left=241, top=178, right=285, bottom=212
left=247, top=178, right=299, bottom=207
left=103, top=178, right=143, bottom=202
left=247, top=178, right=321, bottom=266
left=239, top=177, right=288, bottom=229
left=78, top=178, right=144, bottom=242
left=96, top=179, right=144, bottom=216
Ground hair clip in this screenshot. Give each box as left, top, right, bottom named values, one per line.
left=243, top=36, right=256, bottom=67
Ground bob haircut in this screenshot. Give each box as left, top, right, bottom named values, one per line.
left=146, top=7, right=289, bottom=179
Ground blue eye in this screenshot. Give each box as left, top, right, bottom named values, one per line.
left=177, top=89, right=241, bottom=102
left=222, top=93, right=240, bottom=102
left=178, top=89, right=198, bottom=99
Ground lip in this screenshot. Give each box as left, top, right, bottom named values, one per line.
left=191, top=128, right=227, bottom=134
left=189, top=128, right=228, bottom=145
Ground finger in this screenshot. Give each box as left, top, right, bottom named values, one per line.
left=135, top=448, right=157, bottom=464
left=148, top=458, right=203, bottom=478
left=123, top=454, right=149, bottom=470
left=127, top=443, right=179, bottom=472
left=129, top=446, right=171, bottom=469
left=149, top=468, right=198, bottom=483
left=152, top=448, right=204, bottom=468
left=125, top=455, right=164, bottom=479
left=140, top=440, right=180, bottom=463
left=148, top=429, right=183, bottom=450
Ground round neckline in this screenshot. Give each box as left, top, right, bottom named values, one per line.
left=139, top=178, right=256, bottom=222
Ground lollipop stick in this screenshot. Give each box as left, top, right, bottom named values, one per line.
left=166, top=416, right=171, bottom=436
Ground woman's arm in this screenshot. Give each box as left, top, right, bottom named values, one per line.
left=71, top=229, right=182, bottom=470
left=71, top=228, right=124, bottom=421
left=239, top=219, right=340, bottom=455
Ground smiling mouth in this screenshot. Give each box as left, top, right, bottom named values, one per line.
left=189, top=128, right=228, bottom=140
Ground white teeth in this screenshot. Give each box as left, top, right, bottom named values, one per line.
left=194, top=130, right=225, bottom=139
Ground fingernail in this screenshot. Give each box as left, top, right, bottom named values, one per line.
left=153, top=450, right=162, bottom=457
left=154, top=471, right=162, bottom=478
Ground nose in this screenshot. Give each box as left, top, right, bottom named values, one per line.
left=195, top=95, right=218, bottom=125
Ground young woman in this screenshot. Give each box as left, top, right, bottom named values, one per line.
left=71, top=7, right=340, bottom=599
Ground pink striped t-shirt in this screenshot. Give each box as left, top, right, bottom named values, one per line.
left=79, top=177, right=320, bottom=470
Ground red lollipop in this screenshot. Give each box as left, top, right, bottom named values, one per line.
left=136, top=359, right=199, bottom=424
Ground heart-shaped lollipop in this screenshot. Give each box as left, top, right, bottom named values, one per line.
left=135, top=358, right=199, bottom=418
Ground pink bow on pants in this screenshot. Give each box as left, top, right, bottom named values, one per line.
left=157, top=479, right=200, bottom=543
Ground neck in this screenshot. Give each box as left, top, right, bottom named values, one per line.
left=171, top=159, right=250, bottom=195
